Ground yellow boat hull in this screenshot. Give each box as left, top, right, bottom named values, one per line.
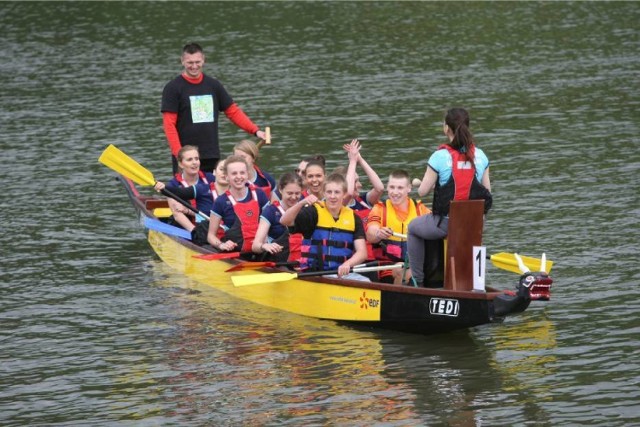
left=148, top=230, right=382, bottom=321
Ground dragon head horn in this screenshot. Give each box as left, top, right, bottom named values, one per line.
left=540, top=253, right=547, bottom=273
left=514, top=253, right=530, bottom=274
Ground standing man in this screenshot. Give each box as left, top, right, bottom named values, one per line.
left=161, top=42, right=268, bottom=173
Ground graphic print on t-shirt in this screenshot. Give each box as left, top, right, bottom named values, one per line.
left=190, top=95, right=214, bottom=123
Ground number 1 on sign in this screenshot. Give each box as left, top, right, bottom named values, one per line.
left=473, top=246, right=486, bottom=291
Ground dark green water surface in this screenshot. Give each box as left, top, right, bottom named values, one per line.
left=1, top=2, right=638, bottom=425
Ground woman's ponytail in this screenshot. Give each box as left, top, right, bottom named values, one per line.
left=445, top=108, right=476, bottom=167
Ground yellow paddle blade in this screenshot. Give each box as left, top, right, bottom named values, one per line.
left=98, top=144, right=156, bottom=186
left=232, top=272, right=298, bottom=287
left=490, top=252, right=554, bottom=274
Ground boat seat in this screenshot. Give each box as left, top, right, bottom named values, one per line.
left=444, top=199, right=485, bottom=291
left=144, top=198, right=169, bottom=211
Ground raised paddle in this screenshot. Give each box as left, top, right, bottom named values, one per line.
left=98, top=144, right=209, bottom=221
left=232, top=264, right=403, bottom=287
left=390, top=232, right=552, bottom=274
left=143, top=217, right=192, bottom=240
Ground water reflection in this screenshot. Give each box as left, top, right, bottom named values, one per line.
left=147, top=260, right=421, bottom=424
left=491, top=316, right=557, bottom=379
left=140, top=260, right=564, bottom=425
left=486, top=315, right=558, bottom=423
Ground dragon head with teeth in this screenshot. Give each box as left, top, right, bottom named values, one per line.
left=515, top=253, right=553, bottom=301
left=493, top=253, right=553, bottom=317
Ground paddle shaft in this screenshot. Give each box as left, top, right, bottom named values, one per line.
left=160, top=188, right=209, bottom=221
left=297, top=264, right=402, bottom=278
left=231, top=263, right=403, bottom=286
left=98, top=144, right=209, bottom=221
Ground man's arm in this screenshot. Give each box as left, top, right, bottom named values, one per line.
left=162, top=112, right=181, bottom=157
left=224, top=103, right=260, bottom=135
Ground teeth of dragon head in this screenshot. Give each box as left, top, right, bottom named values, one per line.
left=514, top=253, right=530, bottom=274
left=540, top=253, right=547, bottom=273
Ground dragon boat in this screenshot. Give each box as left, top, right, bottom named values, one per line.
left=102, top=145, right=553, bottom=335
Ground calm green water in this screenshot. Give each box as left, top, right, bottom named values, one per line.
left=1, top=2, right=639, bottom=425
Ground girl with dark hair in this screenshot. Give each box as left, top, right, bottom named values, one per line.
left=252, top=173, right=306, bottom=262
left=295, top=154, right=326, bottom=179
left=301, top=159, right=326, bottom=200
left=408, top=108, right=492, bottom=287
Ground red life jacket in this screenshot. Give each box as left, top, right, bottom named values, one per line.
left=351, top=195, right=375, bottom=260
left=288, top=233, right=303, bottom=262
left=224, top=185, right=260, bottom=252
left=211, top=186, right=225, bottom=241
left=372, top=199, right=423, bottom=262
left=432, top=144, right=492, bottom=216
left=270, top=201, right=303, bottom=263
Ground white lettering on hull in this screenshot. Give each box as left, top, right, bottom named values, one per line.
left=429, top=298, right=460, bottom=317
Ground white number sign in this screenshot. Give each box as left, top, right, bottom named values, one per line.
left=473, top=246, right=486, bottom=292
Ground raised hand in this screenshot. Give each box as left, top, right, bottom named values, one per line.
left=343, top=138, right=362, bottom=162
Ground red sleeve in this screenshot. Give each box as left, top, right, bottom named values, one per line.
left=224, top=103, right=259, bottom=135
left=162, top=112, right=181, bottom=156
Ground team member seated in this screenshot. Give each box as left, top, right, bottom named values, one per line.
left=367, top=170, right=430, bottom=284
left=280, top=173, right=370, bottom=281
left=233, top=139, right=277, bottom=200
left=165, top=146, right=215, bottom=230
left=301, top=159, right=326, bottom=200
left=342, top=138, right=384, bottom=217
left=295, top=154, right=326, bottom=181
left=338, top=138, right=385, bottom=261
left=207, top=155, right=270, bottom=256
left=252, top=173, right=307, bottom=263
left=408, top=107, right=492, bottom=287
left=155, top=156, right=229, bottom=246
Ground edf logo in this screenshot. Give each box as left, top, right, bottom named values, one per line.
left=429, top=298, right=460, bottom=317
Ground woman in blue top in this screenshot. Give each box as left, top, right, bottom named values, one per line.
left=251, top=173, right=306, bottom=263
left=408, top=108, right=492, bottom=286
left=207, top=155, right=270, bottom=255
left=165, top=145, right=218, bottom=232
